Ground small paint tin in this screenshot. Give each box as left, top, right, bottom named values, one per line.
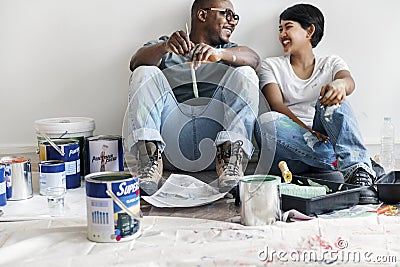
left=38, top=160, right=66, bottom=195
left=86, top=135, right=124, bottom=174
left=0, top=164, right=6, bottom=206
left=239, top=175, right=281, bottom=226
left=85, top=171, right=141, bottom=243
left=0, top=157, right=33, bottom=201
left=39, top=139, right=80, bottom=189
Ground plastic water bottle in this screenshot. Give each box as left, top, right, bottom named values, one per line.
left=380, top=117, right=395, bottom=172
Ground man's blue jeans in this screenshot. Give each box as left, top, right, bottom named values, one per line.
left=255, top=101, right=375, bottom=181
left=127, top=65, right=259, bottom=172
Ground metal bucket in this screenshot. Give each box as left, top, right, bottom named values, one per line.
left=239, top=175, right=281, bottom=226
left=0, top=157, right=32, bottom=200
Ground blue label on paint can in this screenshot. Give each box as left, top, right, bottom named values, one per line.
left=0, top=165, right=6, bottom=206
left=38, top=160, right=66, bottom=195
left=85, top=172, right=141, bottom=242
left=40, top=139, right=80, bottom=189
left=40, top=161, right=65, bottom=173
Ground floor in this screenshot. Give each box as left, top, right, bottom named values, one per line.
left=2, top=150, right=252, bottom=222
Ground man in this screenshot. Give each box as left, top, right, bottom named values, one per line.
left=128, top=0, right=260, bottom=195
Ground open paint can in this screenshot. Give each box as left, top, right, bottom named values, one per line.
left=239, top=175, right=281, bottom=226
left=85, top=171, right=141, bottom=242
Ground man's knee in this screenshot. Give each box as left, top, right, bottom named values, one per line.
left=233, top=66, right=258, bottom=85
left=129, top=66, right=163, bottom=85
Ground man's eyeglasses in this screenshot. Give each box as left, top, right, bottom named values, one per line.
left=203, top=8, right=239, bottom=24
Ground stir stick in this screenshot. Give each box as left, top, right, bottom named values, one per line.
left=186, top=23, right=199, bottom=98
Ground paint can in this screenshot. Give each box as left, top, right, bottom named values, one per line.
left=0, top=157, right=33, bottom=201
left=239, top=175, right=281, bottom=226
left=34, top=117, right=96, bottom=176
left=86, top=135, right=124, bottom=174
left=39, top=139, right=80, bottom=189
left=4, top=163, right=12, bottom=199
left=85, top=171, right=141, bottom=243
left=0, top=164, right=6, bottom=206
left=38, top=160, right=66, bottom=195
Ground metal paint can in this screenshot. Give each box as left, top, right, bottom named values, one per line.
left=38, top=160, right=66, bottom=195
left=85, top=171, right=141, bottom=243
left=39, top=139, right=80, bottom=189
left=86, top=135, right=124, bottom=174
left=0, top=157, right=33, bottom=200
left=4, top=163, right=12, bottom=199
left=239, top=175, right=281, bottom=226
left=0, top=164, right=6, bottom=206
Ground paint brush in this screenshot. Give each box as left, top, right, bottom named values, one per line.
left=186, top=23, right=199, bottom=98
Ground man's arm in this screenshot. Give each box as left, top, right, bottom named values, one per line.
left=129, top=31, right=193, bottom=72
left=129, top=42, right=168, bottom=72
left=191, top=44, right=261, bottom=73
left=218, top=46, right=261, bottom=73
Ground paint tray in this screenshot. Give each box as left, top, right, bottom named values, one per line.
left=376, top=171, right=400, bottom=204
left=281, top=175, right=362, bottom=215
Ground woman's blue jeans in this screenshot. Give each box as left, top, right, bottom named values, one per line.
left=255, top=101, right=375, bottom=181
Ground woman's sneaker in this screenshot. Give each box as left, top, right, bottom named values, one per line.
left=347, top=168, right=378, bottom=204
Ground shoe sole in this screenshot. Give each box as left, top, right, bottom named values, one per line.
left=140, top=181, right=159, bottom=196
left=358, top=196, right=379, bottom=205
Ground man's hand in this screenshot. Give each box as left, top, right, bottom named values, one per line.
left=165, top=30, right=194, bottom=56
left=190, top=43, right=222, bottom=69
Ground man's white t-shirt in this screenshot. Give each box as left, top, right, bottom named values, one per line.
left=259, top=54, right=349, bottom=127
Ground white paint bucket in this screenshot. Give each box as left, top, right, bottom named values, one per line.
left=34, top=117, right=95, bottom=176
left=239, top=175, right=281, bottom=226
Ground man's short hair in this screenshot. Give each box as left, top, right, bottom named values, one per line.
left=191, top=0, right=218, bottom=17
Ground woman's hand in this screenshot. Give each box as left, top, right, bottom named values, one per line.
left=310, top=129, right=330, bottom=142
left=320, top=79, right=347, bottom=107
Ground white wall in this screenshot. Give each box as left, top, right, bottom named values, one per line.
left=1, top=0, right=399, bottom=151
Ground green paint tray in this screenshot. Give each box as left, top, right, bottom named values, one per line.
left=281, top=175, right=362, bottom=215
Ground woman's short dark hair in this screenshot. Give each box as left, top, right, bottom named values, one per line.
left=280, top=3, right=324, bottom=48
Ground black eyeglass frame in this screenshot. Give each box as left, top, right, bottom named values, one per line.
left=203, top=8, right=240, bottom=24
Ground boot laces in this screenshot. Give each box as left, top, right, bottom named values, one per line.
left=222, top=140, right=243, bottom=177
left=139, top=153, right=159, bottom=180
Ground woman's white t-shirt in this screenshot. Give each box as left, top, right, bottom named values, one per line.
left=259, top=54, right=349, bottom=127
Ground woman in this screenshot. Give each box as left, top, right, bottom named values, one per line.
left=256, top=3, right=378, bottom=204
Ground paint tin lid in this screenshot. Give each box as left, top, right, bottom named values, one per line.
left=34, top=117, right=95, bottom=138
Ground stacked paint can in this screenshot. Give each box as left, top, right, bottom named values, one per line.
left=39, top=139, right=80, bottom=189
left=86, top=135, right=124, bottom=174
left=34, top=117, right=95, bottom=176
left=38, top=160, right=66, bottom=195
